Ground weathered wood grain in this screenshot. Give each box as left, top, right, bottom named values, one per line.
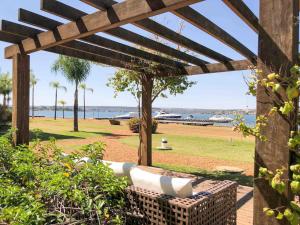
left=41, top=0, right=206, bottom=66
left=5, top=0, right=201, bottom=58
left=12, top=54, right=30, bottom=145
left=254, top=1, right=299, bottom=225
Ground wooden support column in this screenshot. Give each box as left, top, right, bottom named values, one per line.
left=140, top=74, right=153, bottom=166
left=12, top=54, right=30, bottom=145
left=254, top=1, right=299, bottom=225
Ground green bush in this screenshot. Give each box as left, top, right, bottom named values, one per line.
left=128, top=118, right=158, bottom=134
left=0, top=106, right=12, bottom=123
left=0, top=136, right=128, bottom=225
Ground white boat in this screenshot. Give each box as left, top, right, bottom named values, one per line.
left=114, top=112, right=138, bottom=119
left=209, top=115, right=233, bottom=123
left=154, top=111, right=182, bottom=120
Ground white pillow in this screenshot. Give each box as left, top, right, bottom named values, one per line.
left=130, top=167, right=193, bottom=198
left=102, top=160, right=137, bottom=178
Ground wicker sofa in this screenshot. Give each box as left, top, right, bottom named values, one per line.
left=125, top=179, right=237, bottom=225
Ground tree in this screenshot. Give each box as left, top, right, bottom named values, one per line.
left=30, top=70, right=38, bottom=119
left=79, top=83, right=93, bottom=120
left=52, top=56, right=91, bottom=131
left=58, top=100, right=67, bottom=119
left=49, top=81, right=67, bottom=120
left=0, top=72, right=12, bottom=109
left=107, top=20, right=196, bottom=164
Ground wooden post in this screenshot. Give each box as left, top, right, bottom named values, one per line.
left=12, top=54, right=30, bottom=145
left=140, top=74, right=153, bottom=166
left=254, top=1, right=299, bottom=225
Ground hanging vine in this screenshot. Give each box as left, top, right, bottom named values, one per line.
left=235, top=65, right=300, bottom=224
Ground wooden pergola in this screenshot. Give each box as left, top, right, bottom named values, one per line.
left=0, top=1, right=298, bottom=224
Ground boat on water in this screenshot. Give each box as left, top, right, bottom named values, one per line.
left=209, top=115, right=233, bottom=123
left=114, top=112, right=138, bottom=119
left=154, top=111, right=182, bottom=120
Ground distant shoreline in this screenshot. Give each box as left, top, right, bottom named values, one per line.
left=28, top=106, right=256, bottom=115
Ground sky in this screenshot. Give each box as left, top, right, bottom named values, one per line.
left=0, top=0, right=258, bottom=109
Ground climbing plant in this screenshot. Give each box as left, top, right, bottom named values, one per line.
left=234, top=65, right=300, bottom=224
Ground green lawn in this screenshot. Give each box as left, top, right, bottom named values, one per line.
left=6, top=118, right=254, bottom=186
left=155, top=163, right=253, bottom=186
left=120, top=134, right=254, bottom=163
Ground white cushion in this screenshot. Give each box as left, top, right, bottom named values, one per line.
left=130, top=167, right=193, bottom=198
left=102, top=160, right=137, bottom=178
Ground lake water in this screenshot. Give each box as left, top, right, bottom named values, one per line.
left=31, top=110, right=256, bottom=127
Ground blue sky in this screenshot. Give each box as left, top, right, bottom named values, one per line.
left=0, top=0, right=258, bottom=109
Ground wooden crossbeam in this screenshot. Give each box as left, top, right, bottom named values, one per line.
left=0, top=29, right=251, bottom=78
left=184, top=59, right=252, bottom=76
left=222, top=0, right=259, bottom=33
left=18, top=9, right=185, bottom=69
left=81, top=0, right=232, bottom=63
left=41, top=0, right=207, bottom=66
left=173, top=6, right=257, bottom=65
left=4, top=0, right=202, bottom=59
left=0, top=21, right=131, bottom=69
left=1, top=20, right=144, bottom=67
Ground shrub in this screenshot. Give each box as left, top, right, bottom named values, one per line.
left=0, top=136, right=128, bottom=225
left=128, top=118, right=158, bottom=134
left=0, top=106, right=11, bottom=123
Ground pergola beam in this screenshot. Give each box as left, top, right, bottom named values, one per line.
left=81, top=0, right=232, bottom=63
left=173, top=6, right=257, bottom=64
left=12, top=53, right=30, bottom=145
left=254, top=1, right=299, bottom=225
left=222, top=0, right=259, bottom=33
left=0, top=22, right=131, bottom=69
left=4, top=0, right=202, bottom=59
left=18, top=9, right=185, bottom=69
left=184, top=59, right=251, bottom=76
left=41, top=0, right=207, bottom=66
left=0, top=20, right=144, bottom=68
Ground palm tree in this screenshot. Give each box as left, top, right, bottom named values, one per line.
left=0, top=72, right=12, bottom=109
left=58, top=100, right=67, bottom=119
left=30, top=71, right=38, bottom=119
left=52, top=56, right=91, bottom=131
left=79, top=83, right=93, bottom=120
left=49, top=81, right=67, bottom=120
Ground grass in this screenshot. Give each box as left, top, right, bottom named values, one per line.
left=120, top=133, right=254, bottom=163
left=154, top=163, right=253, bottom=186
left=2, top=118, right=254, bottom=186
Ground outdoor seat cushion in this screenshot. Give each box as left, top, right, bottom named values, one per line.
left=130, top=167, right=193, bottom=198
left=102, top=160, right=136, bottom=178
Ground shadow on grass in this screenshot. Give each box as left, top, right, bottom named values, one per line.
left=30, top=131, right=84, bottom=141
left=155, top=163, right=253, bottom=187
left=30, top=130, right=132, bottom=141
left=79, top=131, right=132, bottom=139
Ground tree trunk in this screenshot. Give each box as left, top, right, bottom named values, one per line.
left=6, top=94, right=10, bottom=107
left=83, top=89, right=86, bottom=120
left=54, top=88, right=57, bottom=120
left=62, top=106, right=65, bottom=119
left=138, top=96, right=142, bottom=164
left=74, top=83, right=79, bottom=132
left=31, top=85, right=34, bottom=119
left=2, top=94, right=7, bottom=109
left=140, top=74, right=153, bottom=166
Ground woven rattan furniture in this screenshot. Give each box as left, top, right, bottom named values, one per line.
left=126, top=179, right=237, bottom=225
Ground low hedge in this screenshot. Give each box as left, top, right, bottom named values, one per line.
left=0, top=106, right=12, bottom=123
left=0, top=134, right=128, bottom=225
left=128, top=118, right=158, bottom=134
